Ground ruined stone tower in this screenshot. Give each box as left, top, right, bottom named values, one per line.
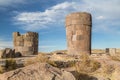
left=65, top=12, right=92, bottom=55
left=13, top=32, right=38, bottom=56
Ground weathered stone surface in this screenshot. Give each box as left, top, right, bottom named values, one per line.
left=65, top=12, right=92, bottom=55
left=106, top=48, right=116, bottom=56
left=13, top=32, right=38, bottom=56
left=112, top=66, right=120, bottom=80
left=0, top=63, right=76, bottom=80
left=0, top=48, right=15, bottom=58
left=0, top=49, right=5, bottom=58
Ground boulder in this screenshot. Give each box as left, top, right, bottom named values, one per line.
left=1, top=48, right=15, bottom=58
left=0, top=63, right=76, bottom=80
left=0, top=48, right=22, bottom=58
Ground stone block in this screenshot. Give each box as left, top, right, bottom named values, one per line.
left=76, top=30, right=83, bottom=35
left=72, top=35, right=77, bottom=41
left=106, top=48, right=116, bottom=56
left=0, top=48, right=16, bottom=58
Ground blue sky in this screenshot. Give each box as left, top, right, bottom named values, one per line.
left=0, top=0, right=120, bottom=52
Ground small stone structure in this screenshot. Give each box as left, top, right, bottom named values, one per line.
left=106, top=48, right=116, bottom=56
left=13, top=32, right=38, bottom=56
left=65, top=12, right=92, bottom=55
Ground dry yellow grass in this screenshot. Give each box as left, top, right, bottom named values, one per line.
left=110, top=55, right=120, bottom=61
left=102, top=62, right=115, bottom=75
left=5, top=58, right=17, bottom=72
left=75, top=53, right=101, bottom=73
left=24, top=53, right=57, bottom=67
left=0, top=66, right=5, bottom=74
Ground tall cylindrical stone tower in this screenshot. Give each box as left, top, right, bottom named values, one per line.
left=65, top=12, right=92, bottom=55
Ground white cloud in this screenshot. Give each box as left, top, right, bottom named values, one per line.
left=14, top=0, right=120, bottom=33
left=14, top=2, right=77, bottom=30
left=14, top=1, right=89, bottom=30
left=83, top=0, right=120, bottom=19
left=96, top=16, right=105, bottom=20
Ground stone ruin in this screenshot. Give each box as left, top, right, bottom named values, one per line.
left=0, top=48, right=16, bottom=58
left=106, top=48, right=116, bottom=56
left=65, top=12, right=92, bottom=55
left=13, top=32, right=39, bottom=56
left=0, top=12, right=118, bottom=58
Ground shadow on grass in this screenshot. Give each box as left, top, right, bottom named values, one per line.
left=71, top=71, right=98, bottom=80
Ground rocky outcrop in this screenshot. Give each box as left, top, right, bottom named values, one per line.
left=0, top=63, right=76, bottom=80
left=0, top=48, right=22, bottom=58
left=0, top=48, right=15, bottom=58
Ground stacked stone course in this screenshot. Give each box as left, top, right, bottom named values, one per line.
left=65, top=12, right=92, bottom=55
left=13, top=32, right=38, bottom=56
left=106, top=48, right=116, bottom=56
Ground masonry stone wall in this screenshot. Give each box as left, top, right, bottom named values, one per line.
left=65, top=12, right=92, bottom=55
left=13, top=32, right=38, bottom=56
left=106, top=48, right=116, bottom=56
